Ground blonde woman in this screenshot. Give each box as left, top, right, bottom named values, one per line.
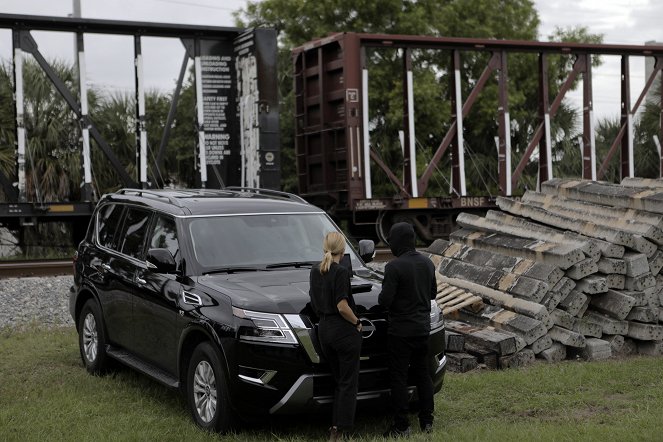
left=309, top=231, right=363, bottom=441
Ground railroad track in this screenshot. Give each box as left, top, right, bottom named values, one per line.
left=0, top=259, right=73, bottom=278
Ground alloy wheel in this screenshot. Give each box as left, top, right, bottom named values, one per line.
left=82, top=312, right=98, bottom=363
left=193, top=360, right=217, bottom=423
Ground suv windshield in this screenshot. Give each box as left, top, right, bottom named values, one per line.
left=187, top=213, right=361, bottom=271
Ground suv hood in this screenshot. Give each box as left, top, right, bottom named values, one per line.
left=196, top=268, right=382, bottom=314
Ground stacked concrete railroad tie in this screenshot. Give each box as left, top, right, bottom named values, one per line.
left=426, top=242, right=554, bottom=370
left=426, top=179, right=663, bottom=368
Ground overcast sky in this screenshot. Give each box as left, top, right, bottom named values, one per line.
left=0, top=0, right=662, bottom=121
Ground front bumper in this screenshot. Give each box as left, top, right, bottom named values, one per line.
left=269, top=353, right=447, bottom=415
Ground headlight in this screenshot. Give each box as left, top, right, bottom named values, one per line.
left=233, top=307, right=298, bottom=345
left=430, top=300, right=444, bottom=330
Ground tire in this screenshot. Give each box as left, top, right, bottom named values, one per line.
left=78, top=299, right=109, bottom=374
left=186, top=342, right=234, bottom=433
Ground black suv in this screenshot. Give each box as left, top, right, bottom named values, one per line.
left=70, top=188, right=446, bottom=432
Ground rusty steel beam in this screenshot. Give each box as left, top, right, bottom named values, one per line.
left=512, top=55, right=586, bottom=189
left=369, top=149, right=409, bottom=196
left=354, top=32, right=663, bottom=57
left=418, top=52, right=501, bottom=194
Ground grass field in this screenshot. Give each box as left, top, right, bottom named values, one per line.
left=1, top=326, right=663, bottom=441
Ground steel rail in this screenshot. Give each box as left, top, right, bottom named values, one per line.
left=0, top=259, right=73, bottom=278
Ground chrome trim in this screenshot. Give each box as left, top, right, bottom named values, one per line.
left=430, top=322, right=445, bottom=335
left=238, top=367, right=277, bottom=386
left=269, top=368, right=415, bottom=415
left=284, top=314, right=320, bottom=363
left=182, top=291, right=202, bottom=306
left=436, top=354, right=447, bottom=374
left=359, top=317, right=376, bottom=338
left=269, top=374, right=314, bottom=414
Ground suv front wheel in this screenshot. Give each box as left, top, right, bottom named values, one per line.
left=187, top=342, right=235, bottom=433
left=78, top=299, right=109, bottom=374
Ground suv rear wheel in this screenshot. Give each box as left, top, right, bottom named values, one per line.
left=78, top=299, right=109, bottom=374
left=187, top=342, right=234, bottom=433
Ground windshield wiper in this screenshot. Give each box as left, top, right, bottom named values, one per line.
left=203, top=266, right=265, bottom=275
left=265, top=261, right=317, bottom=269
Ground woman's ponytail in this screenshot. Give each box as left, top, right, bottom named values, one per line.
left=319, top=232, right=345, bottom=274
left=320, top=250, right=334, bottom=274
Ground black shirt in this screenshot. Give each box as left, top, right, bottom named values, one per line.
left=309, top=262, right=356, bottom=317
left=378, top=222, right=436, bottom=337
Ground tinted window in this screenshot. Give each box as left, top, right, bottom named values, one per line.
left=97, top=204, right=124, bottom=251
left=149, top=215, right=180, bottom=268
left=188, top=213, right=361, bottom=269
left=119, top=208, right=151, bottom=259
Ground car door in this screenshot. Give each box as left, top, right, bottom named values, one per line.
left=112, top=206, right=153, bottom=354
left=132, top=213, right=181, bottom=372
left=88, top=203, right=134, bottom=347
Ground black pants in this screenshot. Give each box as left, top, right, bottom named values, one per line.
left=318, top=316, right=363, bottom=431
left=388, top=334, right=434, bottom=430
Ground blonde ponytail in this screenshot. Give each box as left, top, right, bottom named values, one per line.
left=320, top=250, right=334, bottom=274
left=319, top=232, right=345, bottom=274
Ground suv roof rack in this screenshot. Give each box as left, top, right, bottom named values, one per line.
left=116, top=188, right=184, bottom=207
left=116, top=187, right=309, bottom=206
left=225, top=187, right=309, bottom=204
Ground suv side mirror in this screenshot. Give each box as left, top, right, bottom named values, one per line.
left=358, top=239, right=375, bottom=263
left=146, top=248, right=177, bottom=273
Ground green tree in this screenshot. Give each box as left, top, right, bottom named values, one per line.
left=0, top=57, right=179, bottom=256
left=0, top=59, right=93, bottom=256
left=591, top=93, right=663, bottom=183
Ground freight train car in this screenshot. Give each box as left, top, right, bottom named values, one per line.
left=292, top=33, right=496, bottom=244
left=292, top=32, right=663, bottom=244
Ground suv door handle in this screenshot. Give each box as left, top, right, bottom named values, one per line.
left=101, top=263, right=111, bottom=272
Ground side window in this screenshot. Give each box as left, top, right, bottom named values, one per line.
left=97, top=204, right=124, bottom=251
left=119, top=208, right=152, bottom=259
left=149, top=215, right=180, bottom=268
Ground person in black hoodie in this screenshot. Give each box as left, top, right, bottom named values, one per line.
left=379, top=222, right=436, bottom=437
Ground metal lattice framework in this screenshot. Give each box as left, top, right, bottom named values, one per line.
left=0, top=13, right=278, bottom=229
left=293, top=33, right=663, bottom=212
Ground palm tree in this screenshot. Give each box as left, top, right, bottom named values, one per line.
left=0, top=59, right=90, bottom=256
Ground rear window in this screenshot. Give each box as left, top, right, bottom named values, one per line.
left=119, top=207, right=152, bottom=259
left=149, top=215, right=180, bottom=269
left=96, top=204, right=124, bottom=251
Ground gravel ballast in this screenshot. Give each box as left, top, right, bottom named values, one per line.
left=0, top=276, right=75, bottom=329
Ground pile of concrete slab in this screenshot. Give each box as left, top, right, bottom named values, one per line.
left=428, top=178, right=663, bottom=372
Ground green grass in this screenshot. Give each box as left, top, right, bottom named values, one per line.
left=1, top=326, right=663, bottom=441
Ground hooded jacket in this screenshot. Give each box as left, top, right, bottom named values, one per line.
left=378, top=222, right=436, bottom=337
